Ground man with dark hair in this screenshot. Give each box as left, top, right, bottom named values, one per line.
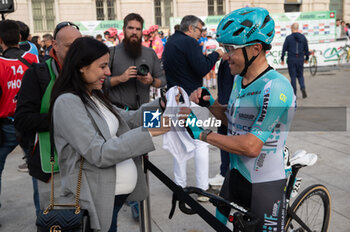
left=16, top=21, right=39, bottom=58
left=104, top=13, right=166, bottom=110
left=103, top=13, right=166, bottom=225
left=163, top=15, right=223, bottom=95
left=14, top=22, right=81, bottom=216
left=0, top=20, right=38, bottom=215
left=42, top=33, right=53, bottom=61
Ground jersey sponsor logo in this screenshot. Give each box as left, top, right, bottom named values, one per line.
left=247, top=90, right=261, bottom=96
left=232, top=122, right=251, bottom=132
left=279, top=93, right=287, bottom=103
left=262, top=214, right=278, bottom=231
left=238, top=113, right=255, bottom=121
left=258, top=91, right=270, bottom=122
left=7, top=79, right=22, bottom=90
left=255, top=152, right=267, bottom=171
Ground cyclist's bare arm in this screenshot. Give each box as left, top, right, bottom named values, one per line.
left=202, top=132, right=263, bottom=158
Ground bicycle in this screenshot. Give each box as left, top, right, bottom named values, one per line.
left=337, top=37, right=350, bottom=67
left=309, top=49, right=318, bottom=76
left=172, top=147, right=331, bottom=232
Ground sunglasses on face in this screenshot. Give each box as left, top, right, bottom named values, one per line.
left=222, top=43, right=257, bottom=53
left=193, top=25, right=203, bottom=33
left=54, top=22, right=80, bottom=39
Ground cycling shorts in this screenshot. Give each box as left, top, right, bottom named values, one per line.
left=217, top=168, right=287, bottom=232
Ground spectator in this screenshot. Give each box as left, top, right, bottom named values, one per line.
left=14, top=21, right=81, bottom=214
left=103, top=13, right=166, bottom=222
left=162, top=15, right=223, bottom=202
left=163, top=15, right=223, bottom=95
left=16, top=21, right=39, bottom=59
left=149, top=25, right=164, bottom=59
left=31, top=36, right=43, bottom=62
left=142, top=29, right=151, bottom=47
left=341, top=20, right=347, bottom=38
left=281, top=22, right=309, bottom=98
left=0, top=19, right=38, bottom=214
left=95, top=34, right=104, bottom=42
left=198, top=27, right=208, bottom=53
left=203, top=30, right=220, bottom=89
left=50, top=36, right=169, bottom=232
left=42, top=33, right=53, bottom=61
left=104, top=28, right=120, bottom=47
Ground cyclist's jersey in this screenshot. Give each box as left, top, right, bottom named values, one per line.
left=226, top=67, right=296, bottom=183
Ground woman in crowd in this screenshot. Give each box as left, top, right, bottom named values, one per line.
left=50, top=37, right=169, bottom=232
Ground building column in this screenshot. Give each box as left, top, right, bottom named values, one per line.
left=173, top=0, right=177, bottom=17
left=27, top=0, right=34, bottom=33
left=116, top=0, right=122, bottom=20
left=54, top=0, right=60, bottom=24
left=225, top=0, right=230, bottom=14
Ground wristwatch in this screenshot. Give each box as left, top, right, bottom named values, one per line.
left=201, top=129, right=213, bottom=142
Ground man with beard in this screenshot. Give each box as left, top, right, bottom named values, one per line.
left=104, top=13, right=166, bottom=111
left=103, top=13, right=165, bottom=225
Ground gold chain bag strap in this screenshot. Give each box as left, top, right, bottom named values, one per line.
left=36, top=113, right=92, bottom=232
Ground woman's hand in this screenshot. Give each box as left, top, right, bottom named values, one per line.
left=148, top=116, right=171, bottom=137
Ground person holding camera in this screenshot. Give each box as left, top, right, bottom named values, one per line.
left=104, top=13, right=166, bottom=111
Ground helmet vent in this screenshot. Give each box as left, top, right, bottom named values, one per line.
left=233, top=27, right=245, bottom=36
left=267, top=30, right=273, bottom=37
left=261, top=15, right=271, bottom=29
left=241, top=20, right=253, bottom=28
left=223, top=20, right=234, bottom=30
left=239, top=11, right=253, bottom=16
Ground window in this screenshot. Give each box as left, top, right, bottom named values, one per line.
left=32, top=0, right=55, bottom=32
left=96, top=0, right=104, bottom=20
left=154, top=0, right=173, bottom=27
left=155, top=0, right=162, bottom=26
left=95, top=0, right=116, bottom=21
left=208, top=0, right=225, bottom=16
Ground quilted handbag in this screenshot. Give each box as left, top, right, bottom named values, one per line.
left=36, top=124, right=92, bottom=232
left=36, top=208, right=90, bottom=232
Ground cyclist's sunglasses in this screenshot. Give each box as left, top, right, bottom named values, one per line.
left=54, top=21, right=80, bottom=39
left=222, top=43, right=257, bottom=53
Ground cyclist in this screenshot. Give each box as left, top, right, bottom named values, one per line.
left=187, top=7, right=296, bottom=231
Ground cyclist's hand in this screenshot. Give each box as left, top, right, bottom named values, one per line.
left=281, top=61, right=285, bottom=66
left=190, top=87, right=215, bottom=108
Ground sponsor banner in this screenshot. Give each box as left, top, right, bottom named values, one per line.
left=74, top=20, right=124, bottom=37
left=267, top=39, right=349, bottom=68
left=170, top=11, right=336, bottom=43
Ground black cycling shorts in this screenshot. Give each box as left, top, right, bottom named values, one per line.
left=217, top=168, right=286, bottom=232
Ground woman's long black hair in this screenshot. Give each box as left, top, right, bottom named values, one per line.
left=50, top=37, right=117, bottom=119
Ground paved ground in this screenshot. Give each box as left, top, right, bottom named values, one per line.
left=0, top=66, right=349, bottom=231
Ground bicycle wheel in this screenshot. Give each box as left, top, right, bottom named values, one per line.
left=309, top=56, right=317, bottom=76
left=338, top=51, right=348, bottom=67
left=285, top=184, right=331, bottom=232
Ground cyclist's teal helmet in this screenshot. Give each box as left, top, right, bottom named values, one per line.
left=216, top=7, right=275, bottom=46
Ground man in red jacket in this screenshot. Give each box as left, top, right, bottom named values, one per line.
left=0, top=20, right=38, bottom=213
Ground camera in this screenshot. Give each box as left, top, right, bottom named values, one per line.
left=137, top=64, right=149, bottom=76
